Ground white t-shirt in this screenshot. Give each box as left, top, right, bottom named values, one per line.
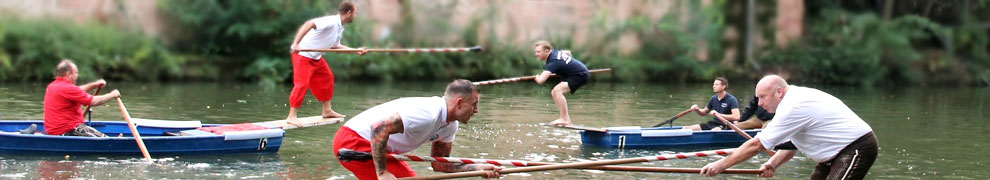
left=344, top=96, right=459, bottom=154
left=755, top=86, right=873, bottom=162
left=296, top=15, right=344, bottom=60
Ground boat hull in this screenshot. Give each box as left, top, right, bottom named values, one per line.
left=0, top=120, right=282, bottom=155
left=580, top=126, right=760, bottom=149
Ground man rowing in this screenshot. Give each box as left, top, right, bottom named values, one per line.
left=531, top=41, right=591, bottom=126
left=285, top=1, right=367, bottom=126
left=43, top=59, right=121, bottom=137
left=684, top=77, right=740, bottom=131
left=701, top=75, right=879, bottom=179
left=332, top=79, right=501, bottom=180
left=733, top=95, right=774, bottom=129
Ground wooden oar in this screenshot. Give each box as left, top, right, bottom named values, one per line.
left=299, top=46, right=483, bottom=53
left=472, top=68, right=612, bottom=86
left=714, top=114, right=775, bottom=156
left=399, top=148, right=735, bottom=180
left=652, top=108, right=694, bottom=127
left=116, top=97, right=153, bottom=163
left=84, top=86, right=102, bottom=126
left=337, top=149, right=760, bottom=174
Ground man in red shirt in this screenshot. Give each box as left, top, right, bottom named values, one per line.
left=43, top=60, right=120, bottom=137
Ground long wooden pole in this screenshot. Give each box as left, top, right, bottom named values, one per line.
left=652, top=108, right=694, bottom=127
left=472, top=68, right=612, bottom=86
left=116, top=97, right=153, bottom=163
left=377, top=153, right=759, bottom=174
left=399, top=148, right=735, bottom=180
left=299, top=46, right=483, bottom=53
left=714, top=114, right=776, bottom=156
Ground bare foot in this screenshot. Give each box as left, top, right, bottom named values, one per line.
left=286, top=116, right=304, bottom=127
left=548, top=119, right=572, bottom=126
left=322, top=110, right=346, bottom=119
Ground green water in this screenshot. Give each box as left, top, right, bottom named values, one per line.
left=1, top=81, right=988, bottom=179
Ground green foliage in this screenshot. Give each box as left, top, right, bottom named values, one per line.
left=760, top=9, right=959, bottom=85
left=584, top=0, right=727, bottom=82
left=0, top=18, right=184, bottom=81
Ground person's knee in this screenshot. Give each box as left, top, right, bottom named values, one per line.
left=552, top=86, right=570, bottom=95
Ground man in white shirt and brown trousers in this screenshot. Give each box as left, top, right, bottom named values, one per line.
left=286, top=1, right=367, bottom=126
left=332, top=80, right=501, bottom=180
left=701, top=75, right=879, bottom=179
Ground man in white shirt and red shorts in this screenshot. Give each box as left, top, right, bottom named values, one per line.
left=701, top=75, right=879, bottom=179
left=286, top=1, right=367, bottom=126
left=332, top=79, right=501, bottom=180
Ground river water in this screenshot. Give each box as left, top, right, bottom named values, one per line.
left=1, top=81, right=987, bottom=179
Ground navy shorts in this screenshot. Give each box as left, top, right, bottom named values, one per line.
left=563, top=72, right=590, bottom=94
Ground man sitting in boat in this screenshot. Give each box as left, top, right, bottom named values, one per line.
left=43, top=60, right=121, bottom=137
left=332, top=79, right=501, bottom=180
left=701, top=75, right=878, bottom=179
left=733, top=95, right=774, bottom=129
left=683, top=77, right=740, bottom=131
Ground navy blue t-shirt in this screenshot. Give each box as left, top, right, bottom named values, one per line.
left=706, top=93, right=739, bottom=125
left=544, top=50, right=589, bottom=77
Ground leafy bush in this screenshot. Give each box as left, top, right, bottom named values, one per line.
left=0, top=18, right=185, bottom=81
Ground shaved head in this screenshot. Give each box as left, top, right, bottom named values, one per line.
left=756, top=75, right=788, bottom=93
left=754, top=75, right=789, bottom=113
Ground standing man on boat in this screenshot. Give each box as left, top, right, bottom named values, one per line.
left=733, top=95, right=774, bottom=129
left=43, top=59, right=121, bottom=137
left=532, top=41, right=590, bottom=126
left=332, top=79, right=501, bottom=180
left=683, top=77, right=740, bottom=131
left=285, top=1, right=367, bottom=126
left=701, top=75, right=879, bottom=179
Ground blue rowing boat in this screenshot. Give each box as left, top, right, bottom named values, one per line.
left=0, top=116, right=341, bottom=155
left=580, top=126, right=761, bottom=148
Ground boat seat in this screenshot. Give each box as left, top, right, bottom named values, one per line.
left=223, top=129, right=284, bottom=140
left=179, top=129, right=217, bottom=136
left=642, top=129, right=693, bottom=137
left=132, top=118, right=202, bottom=128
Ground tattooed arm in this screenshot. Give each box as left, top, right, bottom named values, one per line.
left=430, top=141, right=502, bottom=178
left=371, top=113, right=404, bottom=179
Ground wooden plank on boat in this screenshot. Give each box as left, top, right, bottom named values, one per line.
left=540, top=123, right=607, bottom=133
left=260, top=116, right=345, bottom=130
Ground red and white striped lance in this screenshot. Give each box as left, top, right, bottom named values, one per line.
left=387, top=148, right=733, bottom=167
left=399, top=148, right=739, bottom=180
left=300, top=46, right=483, bottom=53
left=472, top=68, right=612, bottom=86
left=388, top=154, right=530, bottom=166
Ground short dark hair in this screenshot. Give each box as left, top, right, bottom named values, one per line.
left=715, top=77, right=728, bottom=86
left=444, top=79, right=479, bottom=98
left=338, top=1, right=355, bottom=14
left=533, top=41, right=552, bottom=51
left=55, top=59, right=75, bottom=77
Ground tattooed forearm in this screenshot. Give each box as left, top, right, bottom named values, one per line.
left=371, top=113, right=404, bottom=175
left=430, top=141, right=483, bottom=172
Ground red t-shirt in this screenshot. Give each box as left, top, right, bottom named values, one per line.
left=43, top=78, right=94, bottom=135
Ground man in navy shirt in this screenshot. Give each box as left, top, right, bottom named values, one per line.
left=532, top=41, right=590, bottom=126
left=684, top=77, right=740, bottom=130
left=734, top=95, right=774, bottom=129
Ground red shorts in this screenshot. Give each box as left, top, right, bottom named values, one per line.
left=332, top=126, right=417, bottom=179
left=289, top=53, right=335, bottom=108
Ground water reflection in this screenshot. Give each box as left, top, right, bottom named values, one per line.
left=1, top=82, right=989, bottom=179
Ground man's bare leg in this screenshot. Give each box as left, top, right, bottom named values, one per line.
left=548, top=82, right=572, bottom=126
left=321, top=100, right=345, bottom=118
left=286, top=107, right=303, bottom=127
